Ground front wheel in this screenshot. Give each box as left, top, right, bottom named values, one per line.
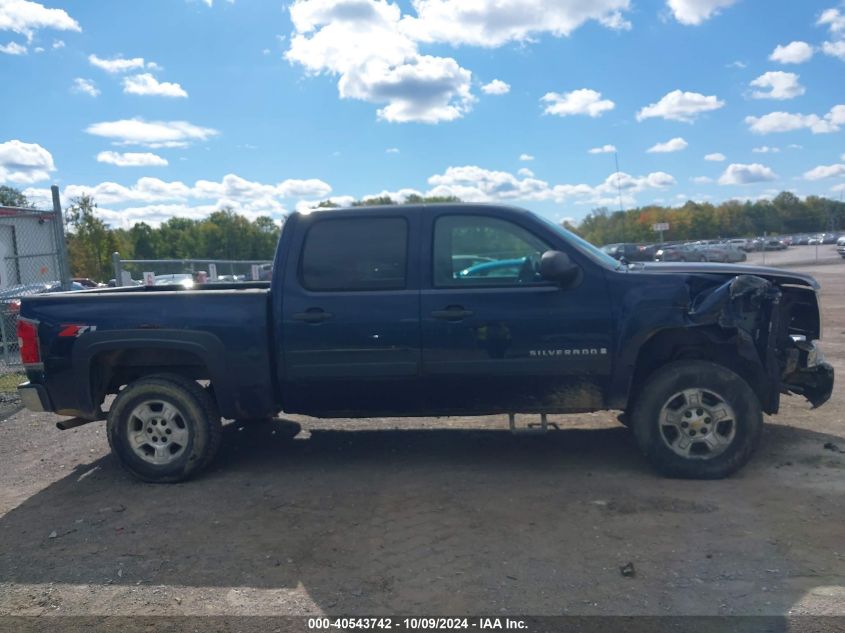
left=107, top=375, right=222, bottom=483
left=631, top=360, right=762, bottom=479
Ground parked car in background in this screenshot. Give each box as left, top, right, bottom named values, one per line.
left=837, top=236, right=845, bottom=258
left=808, top=235, right=824, bottom=245
left=73, top=278, right=102, bottom=288
left=452, top=255, right=494, bottom=270
left=654, top=244, right=707, bottom=262
left=153, top=274, right=195, bottom=289
left=600, top=243, right=655, bottom=262
left=794, top=234, right=811, bottom=245
left=762, top=239, right=788, bottom=251
left=727, top=238, right=753, bottom=252
left=699, top=244, right=748, bottom=263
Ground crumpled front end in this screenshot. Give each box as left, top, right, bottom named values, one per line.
left=687, top=274, right=833, bottom=411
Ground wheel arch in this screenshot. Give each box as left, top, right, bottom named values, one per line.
left=72, top=330, right=237, bottom=418
left=626, top=326, right=775, bottom=414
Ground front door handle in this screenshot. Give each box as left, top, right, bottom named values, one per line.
left=293, top=309, right=333, bottom=324
left=431, top=306, right=474, bottom=321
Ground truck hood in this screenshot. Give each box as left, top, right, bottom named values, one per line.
left=633, top=262, right=819, bottom=289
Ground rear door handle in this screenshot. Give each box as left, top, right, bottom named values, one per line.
left=431, top=306, right=474, bottom=321
left=293, top=309, right=333, bottom=324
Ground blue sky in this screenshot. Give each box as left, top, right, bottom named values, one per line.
left=1, top=0, right=844, bottom=227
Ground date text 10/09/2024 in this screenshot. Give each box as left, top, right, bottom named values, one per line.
left=307, top=618, right=528, bottom=630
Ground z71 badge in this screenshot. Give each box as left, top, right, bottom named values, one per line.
left=58, top=324, right=97, bottom=338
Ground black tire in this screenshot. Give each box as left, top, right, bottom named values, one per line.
left=631, top=360, right=762, bottom=479
left=107, top=374, right=222, bottom=483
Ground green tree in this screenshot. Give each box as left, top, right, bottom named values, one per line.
left=65, top=195, right=128, bottom=281
left=0, top=186, right=34, bottom=208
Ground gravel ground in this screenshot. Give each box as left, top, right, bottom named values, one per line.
left=0, top=267, right=844, bottom=625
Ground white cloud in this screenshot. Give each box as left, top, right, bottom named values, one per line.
left=285, top=0, right=635, bottom=122
left=647, top=137, right=688, bottom=153
left=481, top=79, right=510, bottom=95
left=517, top=168, right=534, bottom=178
left=726, top=60, right=746, bottom=69
left=88, top=54, right=158, bottom=74
left=71, top=77, right=99, bottom=97
left=349, top=55, right=474, bottom=123
left=85, top=118, right=219, bottom=148
left=0, top=0, right=80, bottom=41
left=822, top=40, right=845, bottom=61
left=749, top=71, right=804, bottom=100
left=60, top=173, right=333, bottom=226
left=541, top=89, right=615, bottom=118
left=665, top=0, right=739, bottom=25
left=704, top=152, right=726, bottom=161
left=0, top=139, right=56, bottom=184
left=818, top=8, right=845, bottom=35
left=636, top=89, right=725, bottom=123
left=385, top=147, right=400, bottom=154
left=819, top=8, right=845, bottom=62
left=51, top=38, right=63, bottom=49
left=588, top=144, right=616, bottom=154
left=519, top=154, right=534, bottom=161
left=285, top=0, right=473, bottom=124
left=692, top=176, right=713, bottom=184
left=745, top=105, right=845, bottom=134
left=752, top=146, right=780, bottom=153
left=803, top=164, right=845, bottom=181
left=123, top=73, right=188, bottom=98
left=718, top=163, right=778, bottom=185
left=96, top=151, right=168, bottom=167
left=277, top=178, right=332, bottom=198
left=402, top=0, right=632, bottom=47
left=769, top=41, right=814, bottom=64
left=0, top=40, right=25, bottom=54
left=423, top=164, right=674, bottom=207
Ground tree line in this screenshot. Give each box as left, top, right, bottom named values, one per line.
left=576, top=192, right=845, bottom=246
left=2, top=186, right=844, bottom=282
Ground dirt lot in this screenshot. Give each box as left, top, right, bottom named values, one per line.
left=1, top=265, right=844, bottom=623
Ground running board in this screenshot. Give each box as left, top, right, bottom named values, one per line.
left=508, top=413, right=559, bottom=434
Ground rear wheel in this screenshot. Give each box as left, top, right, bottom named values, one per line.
left=107, top=375, right=222, bottom=483
left=631, top=360, right=762, bottom=479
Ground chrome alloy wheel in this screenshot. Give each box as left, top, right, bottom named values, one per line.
left=127, top=400, right=190, bottom=465
left=658, top=388, right=737, bottom=460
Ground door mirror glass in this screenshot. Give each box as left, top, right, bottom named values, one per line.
left=539, top=250, right=580, bottom=285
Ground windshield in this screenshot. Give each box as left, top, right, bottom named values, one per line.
left=535, top=214, right=623, bottom=270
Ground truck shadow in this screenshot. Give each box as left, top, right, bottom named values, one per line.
left=1, top=420, right=844, bottom=620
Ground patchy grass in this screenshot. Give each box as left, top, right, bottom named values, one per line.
left=0, top=372, right=25, bottom=393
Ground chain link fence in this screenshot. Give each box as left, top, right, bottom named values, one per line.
left=0, top=186, right=72, bottom=368
left=111, top=255, right=272, bottom=287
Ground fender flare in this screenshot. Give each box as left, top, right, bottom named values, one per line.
left=71, top=330, right=233, bottom=416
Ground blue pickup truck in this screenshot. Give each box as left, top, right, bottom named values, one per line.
left=17, top=204, right=833, bottom=482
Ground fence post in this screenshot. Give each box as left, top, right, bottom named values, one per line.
left=112, top=252, right=123, bottom=287
left=51, top=185, right=72, bottom=291
left=0, top=313, right=8, bottom=366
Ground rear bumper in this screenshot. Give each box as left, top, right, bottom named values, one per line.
left=18, top=382, right=53, bottom=413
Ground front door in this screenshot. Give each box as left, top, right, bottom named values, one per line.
left=420, top=211, right=613, bottom=414
left=281, top=211, right=422, bottom=416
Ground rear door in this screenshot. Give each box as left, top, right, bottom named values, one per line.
left=280, top=210, right=422, bottom=415
left=420, top=209, right=613, bottom=414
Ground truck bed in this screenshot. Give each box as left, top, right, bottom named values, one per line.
left=21, top=284, right=275, bottom=420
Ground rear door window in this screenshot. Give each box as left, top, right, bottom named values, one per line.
left=300, top=217, right=408, bottom=291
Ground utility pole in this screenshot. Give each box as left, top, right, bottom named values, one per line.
left=614, top=151, right=625, bottom=242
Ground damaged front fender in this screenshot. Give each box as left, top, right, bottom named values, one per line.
left=686, top=274, right=833, bottom=410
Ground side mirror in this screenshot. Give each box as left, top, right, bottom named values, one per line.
left=539, top=250, right=580, bottom=285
